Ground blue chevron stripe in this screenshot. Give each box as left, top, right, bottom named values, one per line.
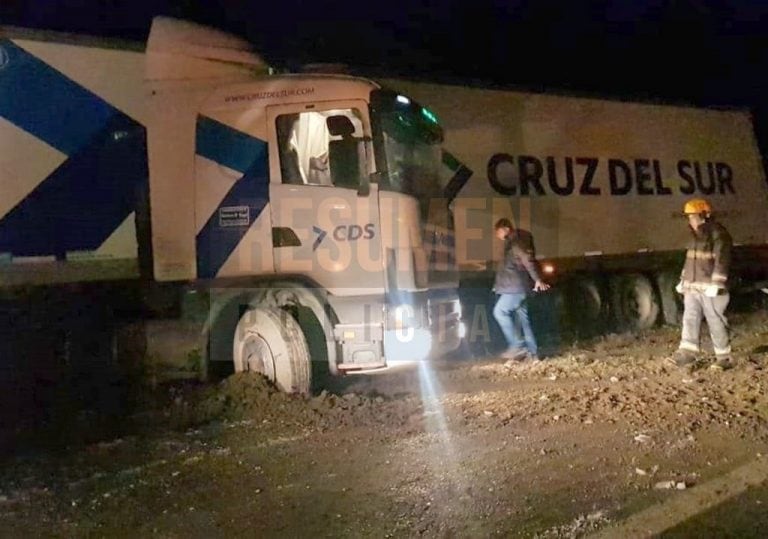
left=194, top=116, right=270, bottom=278
left=0, top=39, right=147, bottom=257
left=0, top=40, right=118, bottom=155
left=196, top=116, right=266, bottom=174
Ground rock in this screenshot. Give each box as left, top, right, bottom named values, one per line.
left=484, top=410, right=495, bottom=417
left=676, top=481, right=687, bottom=490
left=635, top=468, right=647, bottom=476
left=634, top=434, right=652, bottom=443
left=610, top=376, right=619, bottom=383
left=654, top=481, right=675, bottom=490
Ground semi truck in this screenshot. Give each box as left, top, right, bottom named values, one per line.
left=2, top=17, right=767, bottom=411
left=384, top=79, right=768, bottom=342
left=0, top=17, right=466, bottom=400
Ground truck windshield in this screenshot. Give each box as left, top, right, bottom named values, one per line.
left=370, top=89, right=445, bottom=220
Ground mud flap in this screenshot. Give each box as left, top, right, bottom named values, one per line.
left=142, top=320, right=206, bottom=383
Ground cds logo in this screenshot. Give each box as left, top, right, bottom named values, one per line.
left=311, top=224, right=375, bottom=251
left=0, top=46, right=8, bottom=70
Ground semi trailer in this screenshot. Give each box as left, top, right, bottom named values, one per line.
left=385, top=79, right=768, bottom=340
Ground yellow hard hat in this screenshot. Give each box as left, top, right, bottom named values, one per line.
left=683, top=198, right=712, bottom=215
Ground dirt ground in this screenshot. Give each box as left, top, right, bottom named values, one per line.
left=0, top=310, right=767, bottom=537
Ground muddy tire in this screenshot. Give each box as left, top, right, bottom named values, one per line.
left=292, top=304, right=331, bottom=393
left=233, top=307, right=311, bottom=394
left=610, top=273, right=660, bottom=331
left=656, top=271, right=682, bottom=326
left=564, top=277, right=604, bottom=336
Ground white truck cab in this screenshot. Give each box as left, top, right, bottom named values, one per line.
left=0, top=17, right=465, bottom=393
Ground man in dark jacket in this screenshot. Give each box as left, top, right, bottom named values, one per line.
left=670, top=198, right=734, bottom=370
left=493, top=218, right=550, bottom=361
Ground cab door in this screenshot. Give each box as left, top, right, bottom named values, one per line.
left=266, top=101, right=385, bottom=295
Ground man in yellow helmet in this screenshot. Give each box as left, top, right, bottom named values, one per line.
left=669, top=198, right=734, bottom=370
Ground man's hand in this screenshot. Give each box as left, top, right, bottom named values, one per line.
left=675, top=281, right=684, bottom=294
left=704, top=284, right=720, bottom=298
left=534, top=280, right=550, bottom=292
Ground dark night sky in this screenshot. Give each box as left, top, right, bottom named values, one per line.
left=2, top=1, right=767, bottom=112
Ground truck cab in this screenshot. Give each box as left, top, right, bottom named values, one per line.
left=142, top=19, right=465, bottom=389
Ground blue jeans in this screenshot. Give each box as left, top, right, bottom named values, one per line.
left=493, top=293, right=538, bottom=356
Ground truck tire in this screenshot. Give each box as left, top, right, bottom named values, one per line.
left=292, top=304, right=331, bottom=392
left=564, top=277, right=603, bottom=336
left=655, top=271, right=682, bottom=326
left=610, top=273, right=660, bottom=331
left=233, top=307, right=311, bottom=394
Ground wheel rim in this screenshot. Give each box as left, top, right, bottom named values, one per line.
left=237, top=331, right=276, bottom=381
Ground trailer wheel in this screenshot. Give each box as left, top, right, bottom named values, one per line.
left=655, top=271, right=682, bottom=326
left=233, top=307, right=311, bottom=394
left=610, top=273, right=660, bottom=331
left=564, top=277, right=603, bottom=336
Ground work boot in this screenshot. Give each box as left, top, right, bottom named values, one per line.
left=668, top=349, right=697, bottom=368
left=501, top=347, right=528, bottom=361
left=710, top=355, right=734, bottom=371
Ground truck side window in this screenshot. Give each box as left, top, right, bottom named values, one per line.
left=276, top=109, right=365, bottom=189
left=275, top=114, right=303, bottom=185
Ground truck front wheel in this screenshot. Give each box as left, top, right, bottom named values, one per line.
left=232, top=307, right=311, bottom=394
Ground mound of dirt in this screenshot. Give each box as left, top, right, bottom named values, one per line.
left=153, top=373, right=425, bottom=433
